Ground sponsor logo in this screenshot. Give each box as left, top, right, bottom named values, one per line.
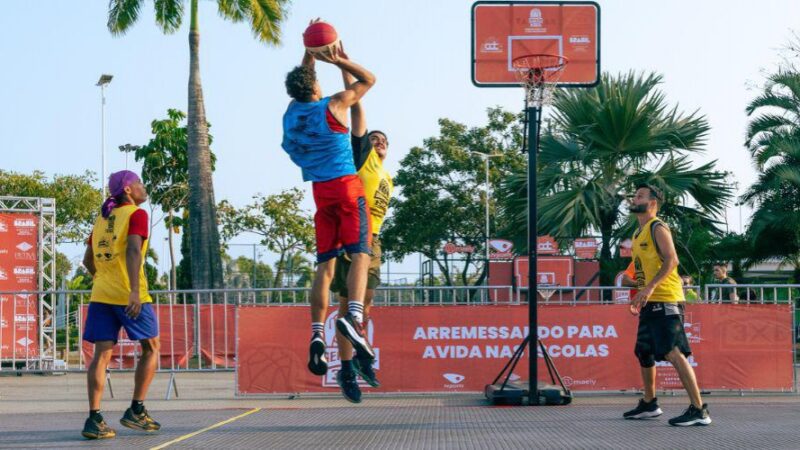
left=14, top=219, right=36, bottom=228
left=14, top=252, right=36, bottom=261
left=481, top=37, right=503, bottom=53
left=443, top=373, right=465, bottom=384
left=537, top=236, right=559, bottom=255
left=443, top=243, right=476, bottom=255
left=0, top=220, right=8, bottom=232
left=16, top=337, right=34, bottom=347
left=14, top=266, right=35, bottom=276
left=528, top=8, right=544, bottom=28
left=16, top=242, right=33, bottom=252
left=0, top=248, right=7, bottom=255
left=489, top=239, right=514, bottom=259
left=443, top=373, right=466, bottom=388
left=0, top=268, right=7, bottom=280
left=14, top=314, right=36, bottom=323
left=0, top=319, right=7, bottom=328
left=561, top=376, right=597, bottom=387
left=569, top=35, right=591, bottom=45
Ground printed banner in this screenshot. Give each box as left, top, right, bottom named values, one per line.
left=237, top=304, right=794, bottom=394
left=0, top=213, right=40, bottom=359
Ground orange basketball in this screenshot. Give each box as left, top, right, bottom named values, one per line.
left=303, top=21, right=339, bottom=54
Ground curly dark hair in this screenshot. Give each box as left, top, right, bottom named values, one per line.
left=285, top=65, right=317, bottom=102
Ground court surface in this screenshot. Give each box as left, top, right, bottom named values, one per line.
left=1, top=372, right=799, bottom=449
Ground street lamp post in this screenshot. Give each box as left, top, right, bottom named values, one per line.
left=469, top=152, right=503, bottom=269
left=96, top=74, right=113, bottom=196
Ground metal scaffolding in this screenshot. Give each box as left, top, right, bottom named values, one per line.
left=0, top=196, right=57, bottom=370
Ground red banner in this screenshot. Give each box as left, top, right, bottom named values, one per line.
left=237, top=304, right=794, bottom=394
left=0, top=213, right=40, bottom=359
left=81, top=304, right=195, bottom=369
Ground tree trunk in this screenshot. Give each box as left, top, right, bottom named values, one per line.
left=273, top=252, right=286, bottom=288
left=187, top=1, right=224, bottom=290
left=599, top=220, right=614, bottom=292
left=167, top=210, right=177, bottom=290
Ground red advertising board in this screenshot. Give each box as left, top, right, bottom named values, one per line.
left=574, top=238, right=598, bottom=259
left=237, top=304, right=794, bottom=394
left=0, top=213, right=40, bottom=359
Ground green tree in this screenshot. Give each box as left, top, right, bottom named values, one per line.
left=121, top=108, right=216, bottom=290
left=223, top=255, right=274, bottom=288
left=0, top=170, right=103, bottom=243
left=107, top=0, right=291, bottom=289
left=218, top=189, right=314, bottom=288
left=381, top=108, right=526, bottom=286
left=279, top=251, right=313, bottom=287
left=741, top=67, right=800, bottom=281
left=499, top=72, right=733, bottom=285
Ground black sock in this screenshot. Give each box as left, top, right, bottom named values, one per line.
left=131, top=400, right=144, bottom=414
left=90, top=410, right=103, bottom=422
left=341, top=360, right=354, bottom=373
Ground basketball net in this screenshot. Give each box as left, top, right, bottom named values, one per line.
left=512, top=54, right=568, bottom=108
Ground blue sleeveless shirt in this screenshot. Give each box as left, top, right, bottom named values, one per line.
left=281, top=97, right=356, bottom=182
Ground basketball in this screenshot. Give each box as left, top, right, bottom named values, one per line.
left=303, top=21, right=339, bottom=55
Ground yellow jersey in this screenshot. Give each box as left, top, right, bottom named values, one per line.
left=357, top=150, right=393, bottom=235
left=632, top=217, right=684, bottom=303
left=89, top=205, right=152, bottom=305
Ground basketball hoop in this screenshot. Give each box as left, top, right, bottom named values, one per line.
left=512, top=54, right=568, bottom=107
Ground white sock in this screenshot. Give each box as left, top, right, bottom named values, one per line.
left=348, top=301, right=364, bottom=323
left=311, top=322, right=324, bottom=337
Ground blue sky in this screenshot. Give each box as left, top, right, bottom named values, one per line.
left=0, top=1, right=797, bottom=281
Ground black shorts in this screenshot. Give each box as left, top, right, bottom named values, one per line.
left=634, top=302, right=691, bottom=368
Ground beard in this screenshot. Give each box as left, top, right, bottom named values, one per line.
left=628, top=204, right=648, bottom=213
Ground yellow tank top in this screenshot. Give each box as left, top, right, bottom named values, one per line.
left=89, top=205, right=152, bottom=305
left=357, top=150, right=393, bottom=234
left=632, top=217, right=684, bottom=303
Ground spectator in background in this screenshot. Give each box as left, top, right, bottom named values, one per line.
left=710, top=263, right=738, bottom=304
left=682, top=275, right=699, bottom=303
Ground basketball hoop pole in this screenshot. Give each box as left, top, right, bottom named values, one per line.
left=526, top=102, right=542, bottom=405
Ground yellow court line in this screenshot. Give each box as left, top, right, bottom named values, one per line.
left=150, top=407, right=262, bottom=450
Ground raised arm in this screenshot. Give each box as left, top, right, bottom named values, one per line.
left=342, top=60, right=367, bottom=137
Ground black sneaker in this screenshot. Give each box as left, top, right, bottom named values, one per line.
left=81, top=416, right=116, bottom=439
left=336, top=369, right=362, bottom=404
left=623, top=398, right=663, bottom=420
left=308, top=333, right=328, bottom=375
left=668, top=404, right=712, bottom=426
left=353, top=355, right=380, bottom=388
left=120, top=407, right=161, bottom=432
left=336, top=313, right=375, bottom=360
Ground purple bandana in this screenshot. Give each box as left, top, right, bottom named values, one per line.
left=101, top=170, right=141, bottom=218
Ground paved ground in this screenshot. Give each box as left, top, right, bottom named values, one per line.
left=1, top=372, right=799, bottom=449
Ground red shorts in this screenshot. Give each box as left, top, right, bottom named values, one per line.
left=312, top=175, right=372, bottom=263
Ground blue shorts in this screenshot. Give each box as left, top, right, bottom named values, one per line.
left=83, top=302, right=159, bottom=344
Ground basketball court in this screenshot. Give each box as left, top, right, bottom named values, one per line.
left=2, top=372, right=800, bottom=449
left=2, top=1, right=799, bottom=448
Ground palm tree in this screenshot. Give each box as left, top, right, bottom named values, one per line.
left=107, top=0, right=291, bottom=289
left=741, top=69, right=800, bottom=280
left=499, top=72, right=733, bottom=285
